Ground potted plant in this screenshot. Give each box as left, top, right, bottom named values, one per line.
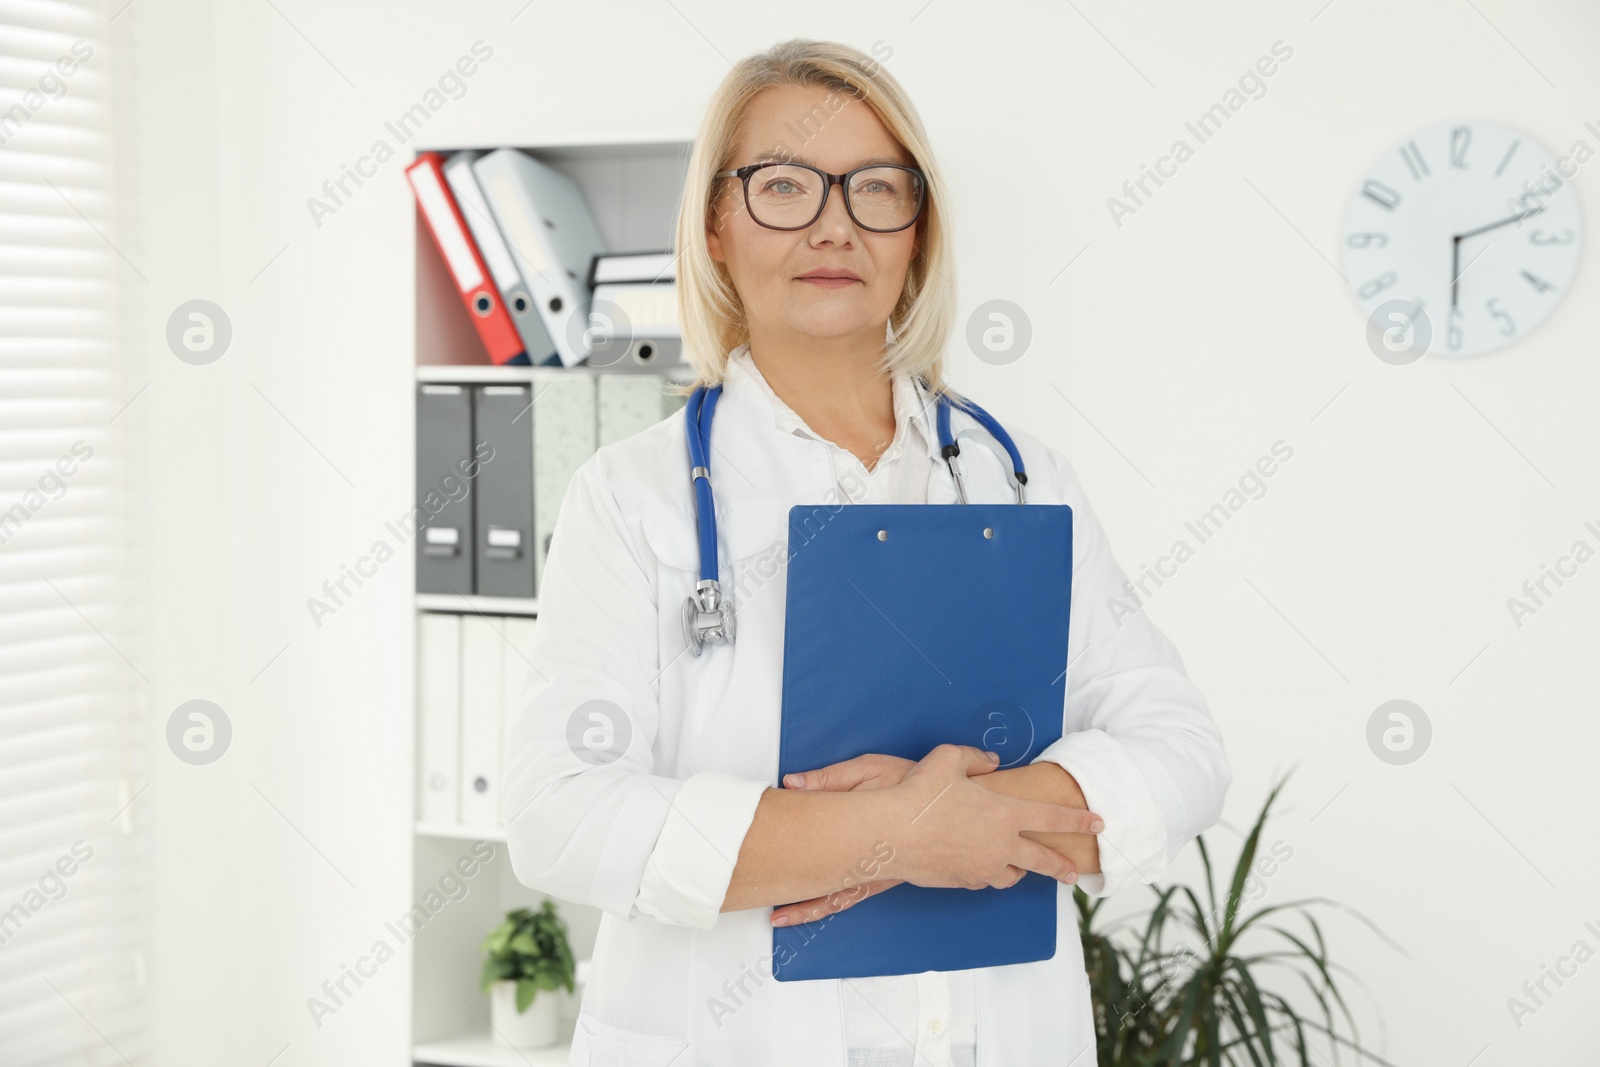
left=479, top=899, right=577, bottom=1049
left=1076, top=778, right=1404, bottom=1065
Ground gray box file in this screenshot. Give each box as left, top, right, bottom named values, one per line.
left=472, top=384, right=536, bottom=598
left=587, top=281, right=682, bottom=373
left=473, top=148, right=609, bottom=367
left=415, top=383, right=475, bottom=595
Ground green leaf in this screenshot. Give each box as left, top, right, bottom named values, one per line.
left=1227, top=968, right=1276, bottom=1066
left=480, top=919, right=514, bottom=955
left=515, top=978, right=539, bottom=1013
left=1220, top=778, right=1285, bottom=946
left=478, top=958, right=498, bottom=995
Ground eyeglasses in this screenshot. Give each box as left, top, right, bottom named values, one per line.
left=715, top=161, right=926, bottom=233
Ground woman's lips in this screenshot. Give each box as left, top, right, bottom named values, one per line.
left=796, top=276, right=860, bottom=288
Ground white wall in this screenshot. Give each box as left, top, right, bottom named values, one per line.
left=115, top=0, right=1600, bottom=1062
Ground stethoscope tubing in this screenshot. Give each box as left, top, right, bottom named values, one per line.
left=684, top=376, right=1027, bottom=586
left=683, top=383, right=723, bottom=584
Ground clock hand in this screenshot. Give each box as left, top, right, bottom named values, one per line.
left=1451, top=205, right=1545, bottom=309
left=1451, top=235, right=1461, bottom=309
left=1456, top=204, right=1545, bottom=242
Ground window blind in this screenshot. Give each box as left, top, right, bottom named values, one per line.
left=0, top=2, right=147, bottom=1065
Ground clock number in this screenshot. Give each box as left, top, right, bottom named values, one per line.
left=1450, top=127, right=1471, bottom=168
left=1346, top=232, right=1388, bottom=248
left=1361, top=180, right=1402, bottom=211
left=1485, top=297, right=1516, bottom=337
left=1358, top=272, right=1397, bottom=298
left=1529, top=228, right=1574, bottom=245
left=1400, top=141, right=1430, bottom=180
left=1521, top=270, right=1556, bottom=294
left=1494, top=139, right=1520, bottom=178
left=1447, top=307, right=1463, bottom=352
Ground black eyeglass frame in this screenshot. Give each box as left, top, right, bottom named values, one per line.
left=714, top=161, right=927, bottom=233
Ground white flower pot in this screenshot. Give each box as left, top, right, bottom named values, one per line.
left=489, top=980, right=561, bottom=1049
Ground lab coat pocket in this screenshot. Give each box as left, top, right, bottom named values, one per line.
left=638, top=502, right=783, bottom=575
left=569, top=1011, right=690, bottom=1067
left=638, top=506, right=698, bottom=574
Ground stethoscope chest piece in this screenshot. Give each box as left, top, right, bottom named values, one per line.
left=682, top=579, right=736, bottom=657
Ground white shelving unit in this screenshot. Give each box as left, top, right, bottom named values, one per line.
left=416, top=593, right=539, bottom=617
left=414, top=1032, right=574, bottom=1067
left=407, top=138, right=694, bottom=1066
left=416, top=821, right=509, bottom=843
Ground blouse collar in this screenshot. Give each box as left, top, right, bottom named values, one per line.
left=720, top=343, right=943, bottom=464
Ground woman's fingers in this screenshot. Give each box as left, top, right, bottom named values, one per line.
left=877, top=745, right=1099, bottom=891
left=1011, top=796, right=1105, bottom=836
left=907, top=742, right=1003, bottom=781
left=769, top=878, right=906, bottom=926
left=985, top=865, right=1028, bottom=890
left=782, top=753, right=911, bottom=791
left=1008, top=837, right=1080, bottom=885
left=787, top=743, right=1000, bottom=793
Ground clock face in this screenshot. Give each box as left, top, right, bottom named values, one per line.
left=1341, top=120, right=1582, bottom=359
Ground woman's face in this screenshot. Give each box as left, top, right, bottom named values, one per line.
left=707, top=83, right=922, bottom=347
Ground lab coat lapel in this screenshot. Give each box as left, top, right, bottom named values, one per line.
left=681, top=360, right=851, bottom=1066
left=675, top=360, right=823, bottom=790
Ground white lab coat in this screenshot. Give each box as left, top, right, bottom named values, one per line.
left=502, top=351, right=1232, bottom=1066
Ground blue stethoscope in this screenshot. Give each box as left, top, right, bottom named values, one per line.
left=681, top=378, right=1029, bottom=655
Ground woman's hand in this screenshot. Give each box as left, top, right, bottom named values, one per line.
left=771, top=753, right=917, bottom=926
left=781, top=752, right=915, bottom=793
left=770, top=744, right=1103, bottom=927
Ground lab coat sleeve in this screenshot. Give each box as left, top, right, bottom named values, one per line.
left=500, top=455, right=769, bottom=930
left=1027, top=445, right=1231, bottom=898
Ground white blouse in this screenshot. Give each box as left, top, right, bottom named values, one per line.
left=725, top=348, right=977, bottom=1067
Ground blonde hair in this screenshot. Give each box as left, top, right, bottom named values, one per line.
left=670, top=38, right=960, bottom=402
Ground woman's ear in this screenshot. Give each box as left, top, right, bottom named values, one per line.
left=706, top=218, right=724, bottom=264
left=706, top=185, right=731, bottom=264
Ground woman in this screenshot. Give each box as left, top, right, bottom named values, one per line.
left=503, top=38, right=1231, bottom=1067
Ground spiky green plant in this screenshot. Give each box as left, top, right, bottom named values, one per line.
left=1075, top=778, right=1402, bottom=1065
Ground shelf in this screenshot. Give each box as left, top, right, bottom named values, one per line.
left=416, top=363, right=695, bottom=383
left=417, top=593, right=539, bottom=617
left=414, top=1033, right=572, bottom=1067
left=416, top=821, right=507, bottom=842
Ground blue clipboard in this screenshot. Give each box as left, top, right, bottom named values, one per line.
left=773, top=502, right=1074, bottom=981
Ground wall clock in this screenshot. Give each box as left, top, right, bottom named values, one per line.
left=1341, top=119, right=1582, bottom=358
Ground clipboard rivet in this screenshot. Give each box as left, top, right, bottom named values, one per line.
left=983, top=527, right=994, bottom=539
left=877, top=529, right=889, bottom=541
